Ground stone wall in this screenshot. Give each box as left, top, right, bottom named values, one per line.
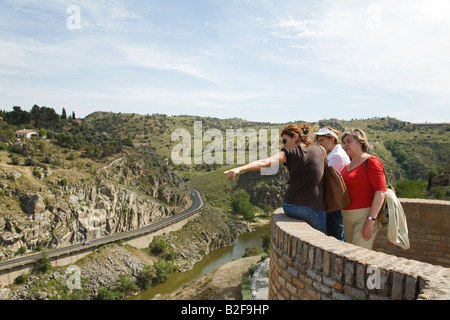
left=373, top=199, right=449, bottom=267
left=269, top=200, right=450, bottom=300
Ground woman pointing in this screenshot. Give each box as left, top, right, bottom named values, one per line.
left=225, top=123, right=327, bottom=233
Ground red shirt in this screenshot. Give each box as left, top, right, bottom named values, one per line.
left=341, top=156, right=387, bottom=210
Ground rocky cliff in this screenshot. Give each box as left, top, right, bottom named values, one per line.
left=0, top=146, right=191, bottom=261
left=241, top=169, right=289, bottom=209
left=2, top=204, right=250, bottom=300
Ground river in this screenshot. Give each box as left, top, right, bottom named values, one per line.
left=128, top=223, right=270, bottom=300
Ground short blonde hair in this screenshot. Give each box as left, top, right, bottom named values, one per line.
left=341, top=128, right=369, bottom=152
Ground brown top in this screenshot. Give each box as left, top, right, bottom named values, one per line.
left=281, top=145, right=326, bottom=211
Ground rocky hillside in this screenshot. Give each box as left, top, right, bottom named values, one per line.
left=1, top=204, right=250, bottom=300
left=83, top=113, right=449, bottom=182
left=0, top=145, right=191, bottom=261
left=2, top=244, right=151, bottom=300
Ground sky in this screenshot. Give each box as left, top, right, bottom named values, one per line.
left=0, top=0, right=449, bottom=124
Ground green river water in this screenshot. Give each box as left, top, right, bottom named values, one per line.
left=128, top=223, right=270, bottom=300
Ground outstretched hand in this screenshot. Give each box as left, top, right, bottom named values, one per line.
left=224, top=169, right=240, bottom=180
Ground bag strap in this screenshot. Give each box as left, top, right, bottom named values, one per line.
left=365, top=158, right=391, bottom=187
left=318, top=145, right=329, bottom=166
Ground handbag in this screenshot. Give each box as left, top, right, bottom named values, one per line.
left=319, top=146, right=351, bottom=212
left=365, top=159, right=392, bottom=225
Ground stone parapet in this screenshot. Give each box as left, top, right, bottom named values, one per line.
left=373, top=199, right=450, bottom=267
left=269, top=204, right=450, bottom=300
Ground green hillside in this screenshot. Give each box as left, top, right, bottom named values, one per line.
left=82, top=112, right=449, bottom=203
left=1, top=107, right=449, bottom=208
left=82, top=112, right=449, bottom=179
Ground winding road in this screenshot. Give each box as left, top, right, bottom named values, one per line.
left=0, top=187, right=203, bottom=272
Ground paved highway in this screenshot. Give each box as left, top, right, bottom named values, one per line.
left=0, top=188, right=203, bottom=272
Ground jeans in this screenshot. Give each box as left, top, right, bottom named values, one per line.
left=326, top=210, right=345, bottom=241
left=282, top=202, right=326, bottom=233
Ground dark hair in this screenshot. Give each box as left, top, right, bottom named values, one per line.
left=281, top=123, right=313, bottom=146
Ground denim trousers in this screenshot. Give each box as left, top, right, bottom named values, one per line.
left=282, top=202, right=326, bottom=233
left=326, top=210, right=345, bottom=241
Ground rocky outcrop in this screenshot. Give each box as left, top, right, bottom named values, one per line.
left=80, top=245, right=152, bottom=297
left=0, top=288, right=11, bottom=300
left=5, top=205, right=251, bottom=300
left=0, top=147, right=191, bottom=261
left=6, top=244, right=152, bottom=300
left=5, top=169, right=22, bottom=181
left=21, top=194, right=46, bottom=215
left=243, top=169, right=289, bottom=209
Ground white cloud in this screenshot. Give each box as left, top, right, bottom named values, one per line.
left=0, top=0, right=448, bottom=123
left=73, top=0, right=142, bottom=31
left=266, top=0, right=450, bottom=100
left=113, top=43, right=224, bottom=84
left=269, top=15, right=327, bottom=40
left=3, top=0, right=138, bottom=31
left=0, top=1, right=229, bottom=84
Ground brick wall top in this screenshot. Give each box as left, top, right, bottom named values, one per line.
left=270, top=203, right=450, bottom=300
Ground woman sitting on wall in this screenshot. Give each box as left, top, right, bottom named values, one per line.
left=224, top=123, right=327, bottom=233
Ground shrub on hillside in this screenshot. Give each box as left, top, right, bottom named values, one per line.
left=231, top=190, right=255, bottom=222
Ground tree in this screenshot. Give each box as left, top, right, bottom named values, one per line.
left=95, top=288, right=123, bottom=300
left=138, top=265, right=156, bottom=290
left=116, top=274, right=139, bottom=296
left=240, top=201, right=255, bottom=222
left=6, top=106, right=30, bottom=125
left=0, top=123, right=15, bottom=143
left=61, top=108, right=67, bottom=120
left=35, top=249, right=52, bottom=273
left=150, top=237, right=167, bottom=255
left=427, top=169, right=438, bottom=191
left=152, top=258, right=173, bottom=285
left=30, top=105, right=60, bottom=129
left=385, top=140, right=409, bottom=171
left=231, top=190, right=255, bottom=222
left=393, top=179, right=427, bottom=199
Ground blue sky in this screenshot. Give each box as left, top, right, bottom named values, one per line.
left=0, top=0, right=449, bottom=123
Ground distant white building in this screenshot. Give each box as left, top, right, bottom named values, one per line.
left=413, top=123, right=449, bottom=129
left=15, top=129, right=39, bottom=139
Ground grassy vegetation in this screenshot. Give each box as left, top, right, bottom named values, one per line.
left=319, top=118, right=449, bottom=180
left=84, top=112, right=449, bottom=182
left=85, top=114, right=448, bottom=179
left=241, top=276, right=253, bottom=300
left=3, top=108, right=448, bottom=182
left=1, top=110, right=447, bottom=231
left=3, top=108, right=447, bottom=189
